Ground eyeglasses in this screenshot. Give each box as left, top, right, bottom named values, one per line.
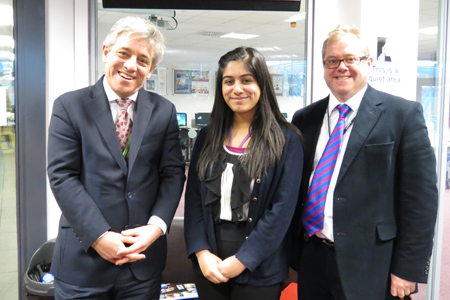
left=323, top=56, right=369, bottom=69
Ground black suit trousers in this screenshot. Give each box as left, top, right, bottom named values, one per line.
left=298, top=236, right=346, bottom=300
left=54, top=264, right=162, bottom=300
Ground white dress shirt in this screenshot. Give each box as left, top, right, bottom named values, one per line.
left=103, top=77, right=167, bottom=234
left=311, top=84, right=368, bottom=241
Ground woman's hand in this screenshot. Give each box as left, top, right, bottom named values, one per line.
left=218, top=255, right=246, bottom=279
left=196, top=250, right=229, bottom=284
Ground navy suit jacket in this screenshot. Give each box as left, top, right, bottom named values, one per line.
left=184, top=125, right=303, bottom=286
left=47, top=77, right=186, bottom=286
left=291, top=85, right=438, bottom=300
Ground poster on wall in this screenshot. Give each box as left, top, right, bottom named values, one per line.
left=191, top=71, right=210, bottom=95
left=157, top=68, right=167, bottom=95
left=144, top=68, right=167, bottom=95
left=271, top=74, right=283, bottom=96
left=174, top=70, right=191, bottom=94
left=174, top=69, right=210, bottom=95
left=360, top=0, right=419, bottom=101
left=368, top=35, right=417, bottom=101
left=145, top=74, right=157, bottom=93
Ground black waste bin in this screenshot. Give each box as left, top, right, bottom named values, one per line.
left=24, top=238, right=55, bottom=298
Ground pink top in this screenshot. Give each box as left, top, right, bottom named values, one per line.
left=225, top=145, right=246, bottom=154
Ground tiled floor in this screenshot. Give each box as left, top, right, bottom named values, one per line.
left=0, top=150, right=18, bottom=300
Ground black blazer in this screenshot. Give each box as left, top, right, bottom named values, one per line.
left=291, top=85, right=438, bottom=300
left=47, top=77, right=186, bottom=286
left=184, top=125, right=303, bottom=286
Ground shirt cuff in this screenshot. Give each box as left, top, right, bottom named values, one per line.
left=148, top=216, right=167, bottom=235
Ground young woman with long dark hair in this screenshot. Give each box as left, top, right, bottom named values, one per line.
left=184, top=46, right=303, bottom=300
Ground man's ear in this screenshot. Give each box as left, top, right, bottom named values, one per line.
left=102, top=44, right=109, bottom=63
left=147, top=65, right=157, bottom=78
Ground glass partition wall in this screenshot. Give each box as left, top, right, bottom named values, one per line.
left=96, top=1, right=308, bottom=128
left=95, top=0, right=450, bottom=299
left=418, top=0, right=449, bottom=299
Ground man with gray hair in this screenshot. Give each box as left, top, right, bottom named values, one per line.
left=48, top=16, right=185, bottom=299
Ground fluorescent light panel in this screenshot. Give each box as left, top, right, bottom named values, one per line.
left=419, top=27, right=438, bottom=35
left=284, top=12, right=306, bottom=22
left=220, top=32, right=259, bottom=40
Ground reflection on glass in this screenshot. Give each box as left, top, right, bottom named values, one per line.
left=0, top=0, right=17, bottom=299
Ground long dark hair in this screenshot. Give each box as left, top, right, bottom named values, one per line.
left=197, top=46, right=292, bottom=179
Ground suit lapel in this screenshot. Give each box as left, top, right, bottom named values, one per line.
left=128, top=89, right=154, bottom=175
left=90, top=79, right=128, bottom=176
left=337, top=86, right=383, bottom=184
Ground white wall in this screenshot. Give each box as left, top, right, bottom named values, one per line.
left=46, top=0, right=91, bottom=239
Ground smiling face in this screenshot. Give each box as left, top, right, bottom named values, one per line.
left=323, top=33, right=373, bottom=102
left=222, top=60, right=261, bottom=119
left=102, top=33, right=156, bottom=98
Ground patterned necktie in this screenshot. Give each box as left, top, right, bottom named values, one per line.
left=303, top=104, right=351, bottom=236
left=115, top=98, right=133, bottom=156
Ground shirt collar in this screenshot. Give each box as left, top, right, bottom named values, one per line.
left=103, top=76, right=138, bottom=102
left=327, top=84, right=368, bottom=116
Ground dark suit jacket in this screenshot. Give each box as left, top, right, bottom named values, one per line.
left=47, top=77, right=186, bottom=286
left=291, top=85, right=438, bottom=300
left=184, top=125, right=303, bottom=286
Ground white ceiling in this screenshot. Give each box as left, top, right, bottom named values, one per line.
left=97, top=0, right=438, bottom=64
left=98, top=3, right=307, bottom=64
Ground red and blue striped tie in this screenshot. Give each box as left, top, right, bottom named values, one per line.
left=303, top=104, right=351, bottom=236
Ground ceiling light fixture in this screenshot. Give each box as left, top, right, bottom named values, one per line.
left=256, top=47, right=282, bottom=52
left=418, top=27, right=438, bottom=35
left=220, top=33, right=259, bottom=40
left=284, top=12, right=306, bottom=23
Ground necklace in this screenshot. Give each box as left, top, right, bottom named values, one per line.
left=228, top=126, right=252, bottom=148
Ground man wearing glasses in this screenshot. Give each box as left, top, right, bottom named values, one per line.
left=292, top=25, right=438, bottom=300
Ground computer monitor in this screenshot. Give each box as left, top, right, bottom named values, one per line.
left=195, top=113, right=211, bottom=127
left=176, top=113, right=187, bottom=127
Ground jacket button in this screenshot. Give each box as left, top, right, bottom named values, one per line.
left=127, top=192, right=132, bottom=199
left=256, top=179, right=261, bottom=184
left=248, top=218, right=253, bottom=223
left=252, top=197, right=257, bottom=202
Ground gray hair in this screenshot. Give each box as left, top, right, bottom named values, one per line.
left=322, top=25, right=369, bottom=60
left=103, top=16, right=166, bottom=67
